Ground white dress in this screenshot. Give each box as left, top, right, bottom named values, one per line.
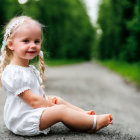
left=1, top=65, right=50, bottom=136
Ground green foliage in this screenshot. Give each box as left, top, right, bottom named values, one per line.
left=97, top=0, right=140, bottom=63
left=45, top=59, right=85, bottom=66
left=38, top=0, right=95, bottom=60
left=96, top=59, right=140, bottom=86
left=0, top=0, right=6, bottom=42
left=123, top=0, right=140, bottom=62
left=0, top=0, right=95, bottom=61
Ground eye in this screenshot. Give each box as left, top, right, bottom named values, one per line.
left=23, top=39, right=29, bottom=43
left=35, top=40, right=40, bottom=44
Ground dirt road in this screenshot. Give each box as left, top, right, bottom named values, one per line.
left=0, top=62, right=140, bottom=140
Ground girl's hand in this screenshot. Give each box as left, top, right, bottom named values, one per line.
left=48, top=96, right=58, bottom=104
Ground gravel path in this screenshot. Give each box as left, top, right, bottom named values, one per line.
left=0, top=62, right=140, bottom=140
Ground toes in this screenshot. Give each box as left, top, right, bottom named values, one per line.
left=88, top=110, right=95, bottom=115
left=91, top=110, right=95, bottom=115
left=108, top=114, right=113, bottom=124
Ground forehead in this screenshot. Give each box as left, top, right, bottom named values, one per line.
left=14, top=22, right=41, bottom=38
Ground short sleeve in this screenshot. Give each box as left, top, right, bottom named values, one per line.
left=1, top=66, right=33, bottom=96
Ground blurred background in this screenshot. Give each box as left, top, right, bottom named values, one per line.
left=0, top=0, right=140, bottom=85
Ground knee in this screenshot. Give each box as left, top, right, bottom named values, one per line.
left=58, top=104, right=67, bottom=110
left=57, top=104, right=68, bottom=116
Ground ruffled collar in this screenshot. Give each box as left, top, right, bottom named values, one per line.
left=6, top=64, right=32, bottom=69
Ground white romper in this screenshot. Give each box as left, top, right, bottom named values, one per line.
left=1, top=65, right=50, bottom=136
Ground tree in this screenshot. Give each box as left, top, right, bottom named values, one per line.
left=121, top=0, right=140, bottom=62
left=97, top=0, right=138, bottom=62
left=0, top=0, right=95, bottom=60
left=37, top=0, right=95, bottom=60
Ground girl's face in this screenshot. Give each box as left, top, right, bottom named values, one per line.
left=8, top=22, right=41, bottom=64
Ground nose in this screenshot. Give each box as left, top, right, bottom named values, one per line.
left=30, top=42, right=36, bottom=48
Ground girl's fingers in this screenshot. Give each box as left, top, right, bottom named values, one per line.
left=48, top=96, right=58, bottom=104
left=52, top=97, right=58, bottom=104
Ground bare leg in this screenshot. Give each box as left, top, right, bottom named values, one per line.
left=48, top=96, right=95, bottom=115
left=40, top=104, right=112, bottom=132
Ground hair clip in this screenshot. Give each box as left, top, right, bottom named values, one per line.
left=39, top=50, right=44, bottom=58
left=1, top=19, right=25, bottom=54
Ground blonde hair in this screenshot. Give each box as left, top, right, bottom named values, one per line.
left=0, top=16, right=46, bottom=87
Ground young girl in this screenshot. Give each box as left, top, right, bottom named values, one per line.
left=0, top=16, right=112, bottom=136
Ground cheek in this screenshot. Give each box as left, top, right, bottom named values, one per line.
left=18, top=47, right=28, bottom=54
left=37, top=46, right=41, bottom=51
left=21, top=47, right=27, bottom=52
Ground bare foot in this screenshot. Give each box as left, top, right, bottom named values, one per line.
left=88, top=114, right=112, bottom=133
left=87, top=110, right=95, bottom=115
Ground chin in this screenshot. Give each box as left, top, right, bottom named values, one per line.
left=26, top=56, right=36, bottom=60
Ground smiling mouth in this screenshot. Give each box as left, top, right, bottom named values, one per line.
left=27, top=51, right=36, bottom=54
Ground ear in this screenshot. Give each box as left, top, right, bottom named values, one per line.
left=7, top=40, right=14, bottom=51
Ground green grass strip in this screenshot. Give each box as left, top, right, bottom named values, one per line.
left=30, top=59, right=85, bottom=67
left=95, top=59, right=140, bottom=86
left=45, top=59, right=85, bottom=66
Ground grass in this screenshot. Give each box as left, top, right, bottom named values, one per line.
left=30, top=59, right=85, bottom=68
left=95, top=59, right=140, bottom=86
left=45, top=59, right=85, bottom=66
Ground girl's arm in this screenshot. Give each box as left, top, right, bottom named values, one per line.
left=18, top=89, right=54, bottom=108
